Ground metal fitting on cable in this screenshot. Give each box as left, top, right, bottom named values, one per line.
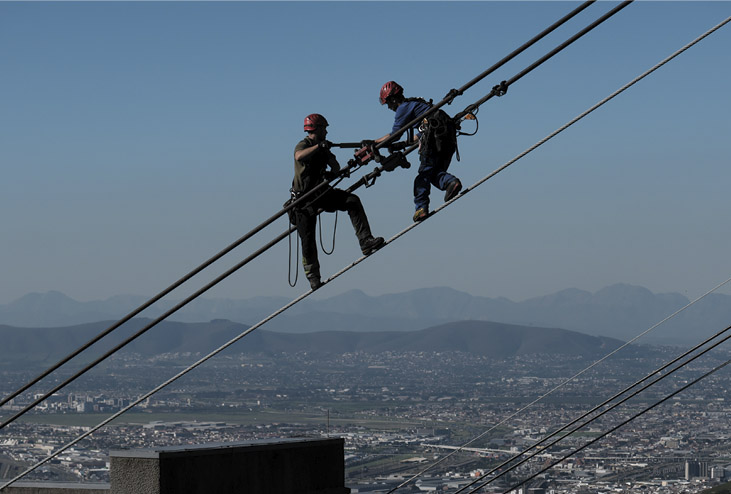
left=444, top=88, right=463, bottom=105
left=492, top=80, right=509, bottom=97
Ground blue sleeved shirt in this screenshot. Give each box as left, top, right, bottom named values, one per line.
left=391, top=98, right=432, bottom=137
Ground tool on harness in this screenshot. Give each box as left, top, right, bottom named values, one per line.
left=418, top=106, right=460, bottom=161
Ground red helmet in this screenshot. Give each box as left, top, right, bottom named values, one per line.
left=379, top=81, right=403, bottom=105
left=303, top=113, right=328, bottom=132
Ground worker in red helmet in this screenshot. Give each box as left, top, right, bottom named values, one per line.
left=292, top=113, right=384, bottom=290
left=375, top=81, right=461, bottom=222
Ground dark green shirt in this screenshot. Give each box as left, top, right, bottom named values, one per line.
left=292, top=136, right=335, bottom=193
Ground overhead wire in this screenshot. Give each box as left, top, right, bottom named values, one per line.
left=385, top=276, right=731, bottom=493
left=3, top=13, right=727, bottom=491
left=497, top=357, right=731, bottom=494
left=0, top=171, right=353, bottom=430
left=455, top=324, right=731, bottom=494
left=0, top=0, right=600, bottom=422
left=373, top=0, right=597, bottom=150
left=0, top=176, right=334, bottom=410
left=388, top=13, right=731, bottom=491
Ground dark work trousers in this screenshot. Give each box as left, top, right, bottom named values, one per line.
left=295, top=187, right=373, bottom=279
left=414, top=141, right=457, bottom=211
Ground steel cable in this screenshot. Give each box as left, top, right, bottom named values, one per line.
left=0, top=0, right=596, bottom=414
left=2, top=14, right=727, bottom=491
left=497, top=358, right=730, bottom=494
left=374, top=0, right=598, bottom=150
left=456, top=325, right=731, bottom=493
left=385, top=276, right=731, bottom=493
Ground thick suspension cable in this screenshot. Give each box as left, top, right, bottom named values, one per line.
left=387, top=15, right=731, bottom=491
left=2, top=14, right=727, bottom=490
left=0, top=2, right=604, bottom=422
left=396, top=1, right=634, bottom=167
left=386, top=276, right=731, bottom=493
left=498, top=358, right=731, bottom=494
left=457, top=325, right=731, bottom=494
left=375, top=0, right=597, bottom=149
left=0, top=0, right=602, bottom=413
left=0, top=170, right=354, bottom=428
left=0, top=224, right=294, bottom=430
left=455, top=0, right=633, bottom=121
left=0, top=176, right=337, bottom=410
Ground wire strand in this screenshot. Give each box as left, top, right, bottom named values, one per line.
left=386, top=276, right=731, bottom=493
left=457, top=325, right=731, bottom=494
left=498, top=358, right=730, bottom=494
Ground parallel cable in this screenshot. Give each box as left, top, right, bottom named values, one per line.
left=375, top=0, right=597, bottom=149
left=388, top=14, right=731, bottom=491
left=499, top=358, right=730, bottom=494
left=2, top=14, right=727, bottom=491
left=386, top=276, right=731, bottom=493
left=457, top=324, right=731, bottom=493
left=0, top=172, right=354, bottom=428
left=455, top=0, right=633, bottom=121
left=0, top=0, right=601, bottom=421
left=0, top=176, right=335, bottom=410
left=0, top=0, right=595, bottom=412
left=384, top=1, right=634, bottom=179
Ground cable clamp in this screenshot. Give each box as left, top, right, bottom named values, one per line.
left=492, top=80, right=509, bottom=97
left=444, top=88, right=463, bottom=105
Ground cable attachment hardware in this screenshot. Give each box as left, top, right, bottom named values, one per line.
left=492, top=80, right=509, bottom=97
left=444, top=88, right=463, bottom=105
left=353, top=139, right=382, bottom=167
left=380, top=151, right=411, bottom=172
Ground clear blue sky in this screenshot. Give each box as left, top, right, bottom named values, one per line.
left=2, top=1, right=730, bottom=305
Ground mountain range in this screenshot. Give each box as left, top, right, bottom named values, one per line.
left=1, top=284, right=728, bottom=345
left=0, top=319, right=633, bottom=368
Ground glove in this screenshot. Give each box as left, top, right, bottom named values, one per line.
left=318, top=140, right=332, bottom=150
left=323, top=170, right=338, bottom=181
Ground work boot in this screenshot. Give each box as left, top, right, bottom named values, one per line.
left=307, top=275, right=323, bottom=290
left=444, top=179, right=462, bottom=202
left=413, top=208, right=428, bottom=222
left=360, top=236, right=385, bottom=255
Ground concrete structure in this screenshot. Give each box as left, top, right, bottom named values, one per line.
left=3, top=438, right=349, bottom=494
left=2, top=483, right=108, bottom=494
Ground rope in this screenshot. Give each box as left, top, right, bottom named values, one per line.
left=456, top=325, right=731, bottom=493
left=318, top=211, right=337, bottom=256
